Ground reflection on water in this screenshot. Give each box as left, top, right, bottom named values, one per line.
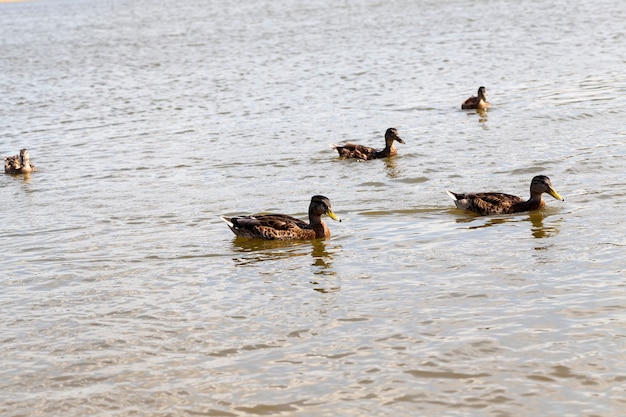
left=310, top=239, right=335, bottom=275
left=229, top=237, right=341, bottom=293
left=229, top=237, right=338, bottom=276
left=309, top=240, right=343, bottom=292
left=229, top=237, right=311, bottom=266
left=527, top=211, right=561, bottom=239
left=4, top=172, right=33, bottom=184
left=383, top=157, right=402, bottom=179
left=477, top=108, right=489, bottom=125
left=229, top=236, right=309, bottom=253
left=452, top=209, right=562, bottom=240
left=466, top=216, right=511, bottom=229
left=464, top=108, right=489, bottom=125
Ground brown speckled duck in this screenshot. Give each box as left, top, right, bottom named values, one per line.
left=330, top=128, right=405, bottom=160
left=4, top=149, right=36, bottom=174
left=461, top=86, right=491, bottom=110
left=447, top=175, right=564, bottom=216
left=221, top=195, right=341, bottom=240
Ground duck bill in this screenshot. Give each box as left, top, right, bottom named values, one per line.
left=548, top=187, right=564, bottom=201
left=326, top=209, right=341, bottom=222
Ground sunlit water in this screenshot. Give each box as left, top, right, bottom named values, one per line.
left=1, top=0, right=626, bottom=416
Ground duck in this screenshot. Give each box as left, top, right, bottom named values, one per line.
left=4, top=149, right=36, bottom=174
left=447, top=175, right=564, bottom=216
left=462, top=86, right=491, bottom=110
left=221, top=195, right=341, bottom=240
left=330, top=128, right=405, bottom=160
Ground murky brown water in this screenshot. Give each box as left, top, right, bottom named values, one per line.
left=2, top=0, right=626, bottom=416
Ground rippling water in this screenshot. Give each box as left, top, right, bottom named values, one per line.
left=2, top=0, right=626, bottom=416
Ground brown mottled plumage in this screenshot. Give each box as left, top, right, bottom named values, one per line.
left=447, top=175, right=564, bottom=216
left=462, top=86, right=491, bottom=110
left=221, top=195, right=341, bottom=240
left=330, top=128, right=405, bottom=160
left=4, top=149, right=36, bottom=174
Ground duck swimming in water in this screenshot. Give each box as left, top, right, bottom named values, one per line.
left=4, top=149, right=36, bottom=174
left=447, top=175, right=564, bottom=215
left=221, top=195, right=341, bottom=240
left=461, top=86, right=491, bottom=110
left=330, top=128, right=405, bottom=160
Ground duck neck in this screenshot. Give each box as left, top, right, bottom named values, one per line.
left=382, top=142, right=396, bottom=156
left=526, top=193, right=545, bottom=210
left=308, top=213, right=329, bottom=238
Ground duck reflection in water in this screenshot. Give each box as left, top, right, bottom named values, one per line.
left=229, top=237, right=336, bottom=268
left=310, top=239, right=342, bottom=293
left=229, top=238, right=312, bottom=266
left=528, top=211, right=561, bottom=239
left=452, top=209, right=562, bottom=241
left=477, top=108, right=489, bottom=124
left=310, top=239, right=333, bottom=271
left=384, top=157, right=402, bottom=179
left=228, top=237, right=340, bottom=292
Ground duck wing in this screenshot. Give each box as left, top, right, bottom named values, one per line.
left=4, top=155, right=21, bottom=173
left=461, top=96, right=479, bottom=109
left=223, top=214, right=314, bottom=240
left=450, top=192, right=524, bottom=215
left=331, top=142, right=377, bottom=160
left=248, top=214, right=309, bottom=230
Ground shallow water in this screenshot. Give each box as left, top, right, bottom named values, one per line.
left=1, top=0, right=626, bottom=416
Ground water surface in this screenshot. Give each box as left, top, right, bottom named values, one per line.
left=1, top=0, right=626, bottom=416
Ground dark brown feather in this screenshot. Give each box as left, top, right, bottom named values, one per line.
left=461, top=86, right=491, bottom=110
left=4, top=149, right=36, bottom=174
left=221, top=195, right=339, bottom=240
left=331, top=128, right=405, bottom=160
left=447, top=176, right=564, bottom=216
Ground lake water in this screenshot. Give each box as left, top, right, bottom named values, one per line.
left=1, top=0, right=626, bottom=416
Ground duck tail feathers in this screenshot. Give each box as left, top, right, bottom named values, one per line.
left=446, top=190, right=459, bottom=201
left=220, top=216, right=234, bottom=228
